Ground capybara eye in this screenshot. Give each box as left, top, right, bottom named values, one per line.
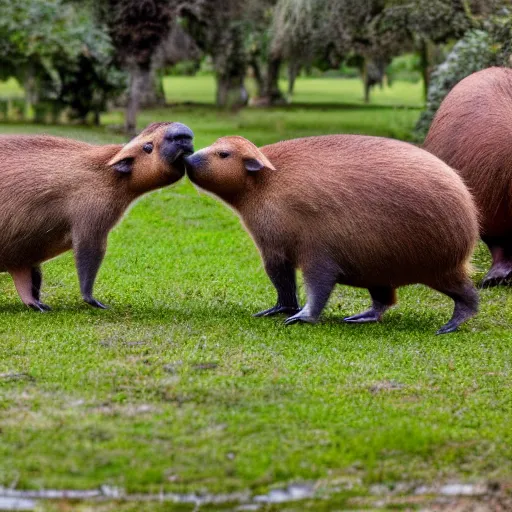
left=218, top=151, right=231, bottom=159
left=143, top=143, right=153, bottom=154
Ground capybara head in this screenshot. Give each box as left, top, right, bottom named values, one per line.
left=185, top=136, right=276, bottom=198
left=108, top=122, right=194, bottom=193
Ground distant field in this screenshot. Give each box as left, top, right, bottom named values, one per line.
left=1, top=74, right=424, bottom=107
left=1, top=75, right=423, bottom=142
left=0, top=77, right=23, bottom=98
left=2, top=75, right=511, bottom=512
left=162, top=75, right=424, bottom=107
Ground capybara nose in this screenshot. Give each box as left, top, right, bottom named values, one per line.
left=166, top=122, right=194, bottom=140
left=166, top=123, right=194, bottom=155
left=184, top=152, right=203, bottom=172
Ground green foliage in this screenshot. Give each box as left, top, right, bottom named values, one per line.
left=413, top=30, right=495, bottom=140
left=0, top=0, right=80, bottom=81
left=0, top=0, right=125, bottom=122
left=386, top=53, right=423, bottom=83
left=101, top=0, right=176, bottom=69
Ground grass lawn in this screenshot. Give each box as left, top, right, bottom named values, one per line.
left=0, top=78, right=24, bottom=99
left=162, top=75, right=424, bottom=108
left=0, top=77, right=511, bottom=511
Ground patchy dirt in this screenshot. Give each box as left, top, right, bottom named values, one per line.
left=0, top=372, right=34, bottom=382
left=1, top=480, right=512, bottom=511
left=350, top=481, right=512, bottom=511
left=368, top=380, right=404, bottom=393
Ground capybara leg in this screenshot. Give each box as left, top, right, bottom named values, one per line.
left=435, top=278, right=479, bottom=335
left=481, top=236, right=512, bottom=287
left=74, top=239, right=108, bottom=309
left=31, top=266, right=42, bottom=301
left=284, top=262, right=337, bottom=325
left=9, top=267, right=51, bottom=312
left=254, top=259, right=300, bottom=317
left=344, top=286, right=396, bottom=324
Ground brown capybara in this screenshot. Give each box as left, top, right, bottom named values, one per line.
left=424, top=67, right=512, bottom=287
left=185, top=135, right=479, bottom=334
left=0, top=122, right=193, bottom=311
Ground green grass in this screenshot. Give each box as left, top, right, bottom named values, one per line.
left=0, top=77, right=511, bottom=511
left=2, top=74, right=424, bottom=107
left=0, top=77, right=23, bottom=98
left=162, top=75, right=424, bottom=107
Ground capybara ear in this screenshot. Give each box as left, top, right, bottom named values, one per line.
left=244, top=158, right=265, bottom=172
left=243, top=151, right=276, bottom=172
left=109, top=156, right=134, bottom=174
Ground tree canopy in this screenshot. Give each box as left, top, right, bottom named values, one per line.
left=1, top=0, right=512, bottom=133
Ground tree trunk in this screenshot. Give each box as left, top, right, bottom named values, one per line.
left=23, top=63, right=37, bottom=121
left=139, top=67, right=166, bottom=108
left=215, top=72, right=247, bottom=108
left=287, top=61, right=300, bottom=99
left=264, top=57, right=284, bottom=104
left=362, top=60, right=371, bottom=104
left=419, top=39, right=430, bottom=102
left=249, top=57, right=265, bottom=98
left=213, top=23, right=248, bottom=109
left=125, top=65, right=148, bottom=136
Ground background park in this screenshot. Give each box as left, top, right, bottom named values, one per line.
left=1, top=1, right=512, bottom=510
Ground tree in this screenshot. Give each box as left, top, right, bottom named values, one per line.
left=270, top=0, right=329, bottom=99
left=98, top=0, right=177, bottom=134
left=0, top=0, right=123, bottom=123
left=414, top=3, right=512, bottom=139
left=243, top=0, right=285, bottom=104
left=371, top=0, right=511, bottom=100
left=180, top=0, right=249, bottom=108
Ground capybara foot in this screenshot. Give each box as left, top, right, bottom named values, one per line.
left=344, top=308, right=382, bottom=323
left=84, top=297, right=108, bottom=309
left=481, top=263, right=512, bottom=288
left=436, top=305, right=477, bottom=335
left=284, top=310, right=317, bottom=325
left=253, top=304, right=300, bottom=317
left=436, top=319, right=461, bottom=335
left=436, top=279, right=478, bottom=335
left=28, top=301, right=51, bottom=312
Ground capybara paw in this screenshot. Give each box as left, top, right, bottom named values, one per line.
left=284, top=312, right=317, bottom=325
left=481, top=265, right=512, bottom=288
left=253, top=304, right=300, bottom=317
left=84, top=297, right=109, bottom=309
left=436, top=320, right=459, bottom=335
left=28, top=301, right=51, bottom=312
left=343, top=309, right=381, bottom=324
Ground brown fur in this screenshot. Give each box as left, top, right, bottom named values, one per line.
left=424, top=67, right=512, bottom=285
left=424, top=67, right=512, bottom=236
left=0, top=121, right=192, bottom=309
left=186, top=134, right=480, bottom=333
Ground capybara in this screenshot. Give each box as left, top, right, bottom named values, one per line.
left=185, top=135, right=479, bottom=334
left=424, top=67, right=512, bottom=287
left=0, top=122, right=193, bottom=310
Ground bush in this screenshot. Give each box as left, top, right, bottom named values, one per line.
left=413, top=30, right=496, bottom=141
left=0, top=0, right=125, bottom=123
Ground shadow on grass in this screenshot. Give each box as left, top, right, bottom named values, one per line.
left=165, top=101, right=423, bottom=111
left=0, top=298, right=464, bottom=341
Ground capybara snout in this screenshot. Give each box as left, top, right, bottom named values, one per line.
left=185, top=136, right=275, bottom=197
left=161, top=122, right=194, bottom=167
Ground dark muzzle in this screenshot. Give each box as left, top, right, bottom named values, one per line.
left=162, top=123, right=194, bottom=163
